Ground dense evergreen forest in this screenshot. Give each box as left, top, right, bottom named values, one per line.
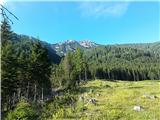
left=85, top=46, right=160, bottom=80
left=1, top=18, right=160, bottom=119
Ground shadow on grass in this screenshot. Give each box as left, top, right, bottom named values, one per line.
left=76, top=85, right=112, bottom=95
left=99, top=79, right=119, bottom=82
left=125, top=86, right=144, bottom=89
left=66, top=115, right=81, bottom=119
left=78, top=86, right=101, bottom=94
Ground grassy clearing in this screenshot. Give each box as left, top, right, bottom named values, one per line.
left=51, top=80, right=160, bottom=120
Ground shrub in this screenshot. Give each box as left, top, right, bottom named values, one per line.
left=6, top=100, right=38, bottom=120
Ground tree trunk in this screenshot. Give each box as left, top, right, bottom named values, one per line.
left=41, top=87, right=44, bottom=102
left=18, top=88, right=21, bottom=101
left=34, top=84, right=37, bottom=102
left=6, top=96, right=9, bottom=111
left=78, top=74, right=81, bottom=85
left=27, top=82, right=30, bottom=100
left=108, top=71, right=110, bottom=79
left=12, top=92, right=16, bottom=107
left=85, top=68, right=87, bottom=81
left=8, top=96, right=12, bottom=110
left=79, top=73, right=81, bottom=81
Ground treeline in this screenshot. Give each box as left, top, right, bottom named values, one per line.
left=85, top=46, right=160, bottom=80
left=50, top=44, right=160, bottom=91
left=1, top=20, right=51, bottom=111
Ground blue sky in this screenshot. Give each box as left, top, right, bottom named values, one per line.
left=2, top=1, right=160, bottom=44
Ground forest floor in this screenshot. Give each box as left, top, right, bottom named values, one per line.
left=53, top=80, right=160, bottom=120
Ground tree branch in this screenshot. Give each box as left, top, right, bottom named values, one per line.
left=0, top=4, right=19, bottom=24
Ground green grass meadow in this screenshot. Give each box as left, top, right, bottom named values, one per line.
left=51, top=80, right=160, bottom=120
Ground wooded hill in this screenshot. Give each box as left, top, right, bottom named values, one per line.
left=11, top=32, right=160, bottom=81
left=85, top=45, right=160, bottom=80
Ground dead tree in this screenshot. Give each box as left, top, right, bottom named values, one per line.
left=0, top=4, right=19, bottom=24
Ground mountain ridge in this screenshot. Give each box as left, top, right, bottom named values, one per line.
left=16, top=34, right=160, bottom=58
left=52, top=39, right=100, bottom=56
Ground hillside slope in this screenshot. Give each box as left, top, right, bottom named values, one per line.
left=84, top=45, right=160, bottom=80
left=119, top=42, right=160, bottom=55
left=13, top=34, right=160, bottom=65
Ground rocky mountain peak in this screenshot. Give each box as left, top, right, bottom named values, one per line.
left=79, top=40, right=97, bottom=48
